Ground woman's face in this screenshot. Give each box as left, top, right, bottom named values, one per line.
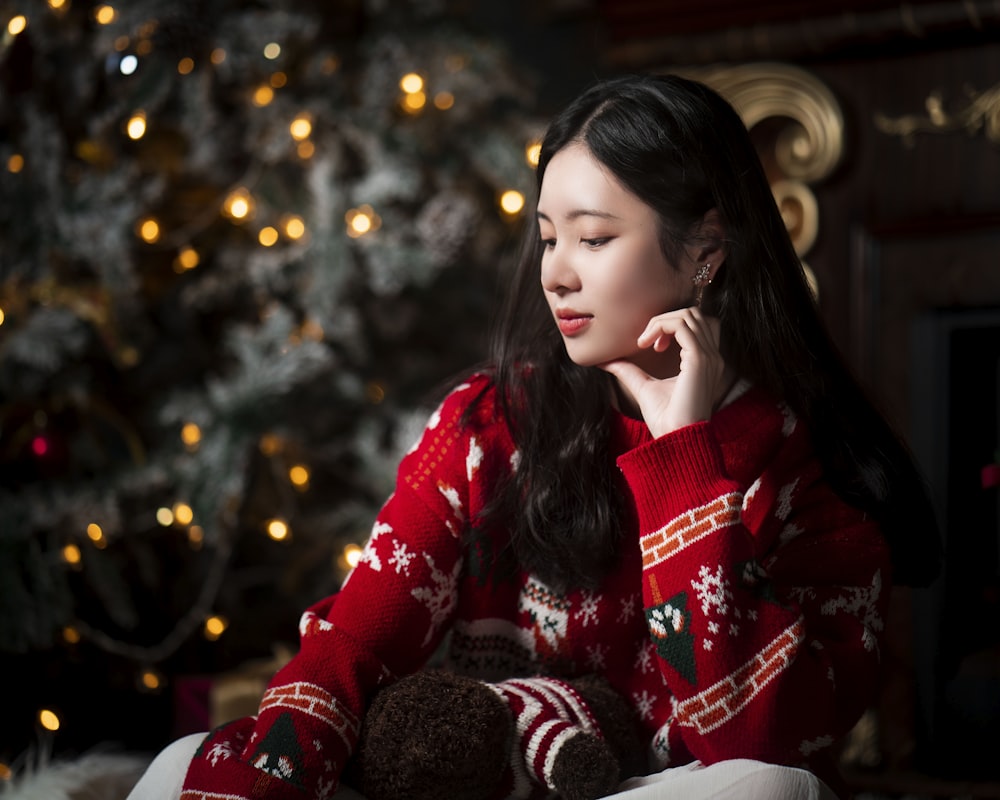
left=537, top=142, right=697, bottom=378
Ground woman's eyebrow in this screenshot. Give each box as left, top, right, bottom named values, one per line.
left=536, top=209, right=622, bottom=222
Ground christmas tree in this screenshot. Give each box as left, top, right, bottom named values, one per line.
left=0, top=0, right=546, bottom=765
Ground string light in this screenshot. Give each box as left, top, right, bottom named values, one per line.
left=173, top=502, right=194, bottom=526
left=266, top=518, right=290, bottom=541
left=86, top=523, right=106, bottom=546
left=137, top=216, right=160, bottom=243
left=399, top=73, right=427, bottom=114
left=203, top=615, right=228, bottom=641
left=93, top=5, right=117, bottom=25
left=345, top=205, right=380, bottom=238
left=433, top=92, right=454, bottom=110
left=174, top=246, right=200, bottom=273
left=499, top=189, right=525, bottom=216
left=38, top=709, right=61, bottom=733
left=181, top=422, right=202, bottom=450
left=156, top=507, right=175, bottom=526
left=342, top=543, right=363, bottom=570
left=399, top=73, right=423, bottom=94
left=525, top=141, right=541, bottom=167
left=119, top=54, right=138, bottom=76
left=288, top=464, right=309, bottom=489
left=177, top=57, right=195, bottom=75
left=48, top=0, right=68, bottom=10
left=289, top=113, right=312, bottom=141
left=223, top=188, right=254, bottom=221
left=263, top=42, right=281, bottom=60
left=270, top=72, right=288, bottom=88
left=259, top=433, right=283, bottom=456
left=258, top=226, right=279, bottom=247
left=6, top=15, right=26, bottom=36
left=62, top=544, right=82, bottom=567
left=210, top=48, right=226, bottom=65
left=188, top=525, right=204, bottom=549
left=281, top=214, right=306, bottom=240
left=252, top=85, right=275, bottom=107
left=365, top=381, right=385, bottom=404
left=126, top=111, right=147, bottom=140
left=62, top=626, right=81, bottom=645
left=138, top=667, right=164, bottom=692
left=297, top=140, right=315, bottom=159
left=0, top=309, right=5, bottom=326
left=7, top=153, right=23, bottom=173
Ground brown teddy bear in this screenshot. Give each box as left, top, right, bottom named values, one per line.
left=348, top=669, right=646, bottom=800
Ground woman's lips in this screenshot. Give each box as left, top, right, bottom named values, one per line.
left=555, top=313, right=592, bottom=335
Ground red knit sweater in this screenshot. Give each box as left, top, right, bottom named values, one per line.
left=181, top=373, right=890, bottom=799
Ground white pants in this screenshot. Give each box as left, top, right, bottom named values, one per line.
left=126, top=732, right=839, bottom=800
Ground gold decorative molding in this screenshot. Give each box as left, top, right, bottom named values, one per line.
left=874, top=83, right=1000, bottom=146
left=676, top=63, right=843, bottom=297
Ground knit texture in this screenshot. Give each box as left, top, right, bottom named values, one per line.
left=181, top=374, right=891, bottom=799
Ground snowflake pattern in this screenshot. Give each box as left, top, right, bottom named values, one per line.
left=411, top=552, right=461, bottom=646
left=574, top=590, right=601, bottom=627
left=691, top=564, right=732, bottom=617
left=586, top=643, right=607, bottom=671
left=632, top=689, right=657, bottom=722
left=618, top=593, right=638, bottom=624
left=635, top=641, right=655, bottom=674
left=820, top=569, right=884, bottom=652
left=388, top=540, right=416, bottom=575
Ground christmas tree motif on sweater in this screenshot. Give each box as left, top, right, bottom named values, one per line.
left=518, top=577, right=570, bottom=664
left=645, top=574, right=697, bottom=685
left=249, top=711, right=306, bottom=788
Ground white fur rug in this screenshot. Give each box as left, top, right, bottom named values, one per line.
left=1, top=750, right=150, bottom=800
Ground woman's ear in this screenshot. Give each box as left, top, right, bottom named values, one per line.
left=696, top=208, right=728, bottom=277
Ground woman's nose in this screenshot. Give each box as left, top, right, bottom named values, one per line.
left=540, top=248, right=580, bottom=295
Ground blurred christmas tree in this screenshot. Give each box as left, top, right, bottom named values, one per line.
left=0, top=0, right=544, bottom=763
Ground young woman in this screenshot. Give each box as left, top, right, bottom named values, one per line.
left=128, top=73, right=940, bottom=800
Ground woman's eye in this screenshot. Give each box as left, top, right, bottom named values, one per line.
left=582, top=237, right=610, bottom=248
left=540, top=238, right=556, bottom=249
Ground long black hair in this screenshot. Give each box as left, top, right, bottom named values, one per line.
left=482, top=73, right=940, bottom=592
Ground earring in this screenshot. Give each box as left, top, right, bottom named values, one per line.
left=693, top=263, right=712, bottom=306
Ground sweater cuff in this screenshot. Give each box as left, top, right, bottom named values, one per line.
left=616, top=421, right=734, bottom=525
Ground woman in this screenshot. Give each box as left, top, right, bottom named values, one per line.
left=128, top=73, right=940, bottom=800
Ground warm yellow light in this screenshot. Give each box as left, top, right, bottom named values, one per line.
left=203, top=615, right=228, bottom=640
left=62, top=626, right=81, bottom=644
left=348, top=212, right=372, bottom=237
left=289, top=114, right=312, bottom=141
left=94, top=5, right=116, bottom=25
left=402, top=91, right=426, bottom=112
left=270, top=71, right=287, bottom=88
left=252, top=85, right=274, bottom=107
left=289, top=464, right=309, bottom=487
left=263, top=42, right=281, bottom=60
left=400, top=73, right=424, bottom=94
left=139, top=669, right=162, bottom=691
left=433, top=92, right=454, bottom=110
left=137, top=217, right=160, bottom=243
left=266, top=518, right=290, bottom=541
left=7, top=153, right=24, bottom=173
left=525, top=142, right=541, bottom=167
left=62, top=544, right=82, bottom=566
left=282, top=214, right=306, bottom=240
left=223, top=188, right=254, bottom=221
left=259, top=433, right=283, bottom=456
left=0, top=309, right=5, bottom=326
left=365, top=381, right=385, bottom=404
left=177, top=57, right=195, bottom=75
left=344, top=543, right=364, bottom=569
left=38, top=709, right=61, bottom=732
left=345, top=205, right=380, bottom=239
left=48, top=0, right=68, bottom=10
left=174, top=246, right=200, bottom=272
left=258, top=226, right=279, bottom=247
left=86, top=523, right=104, bottom=543
left=500, top=189, right=525, bottom=216
left=156, top=507, right=174, bottom=526
left=181, top=422, right=202, bottom=447
left=173, top=502, right=194, bottom=526
left=126, top=112, right=147, bottom=140
left=297, top=141, right=315, bottom=160
left=188, top=525, right=204, bottom=548
left=210, top=48, right=226, bottom=65
left=7, top=15, right=27, bottom=36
